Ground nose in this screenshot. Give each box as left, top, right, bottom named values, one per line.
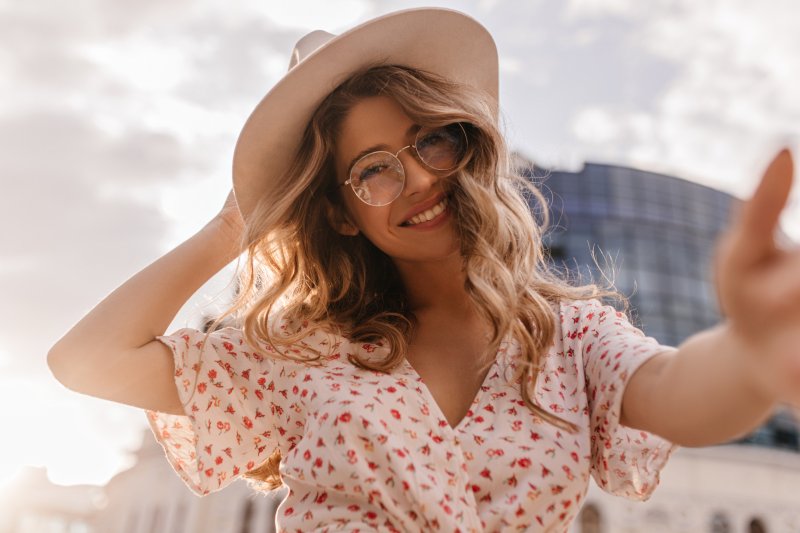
left=398, top=147, right=437, bottom=198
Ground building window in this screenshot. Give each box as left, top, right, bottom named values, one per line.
left=710, top=511, right=731, bottom=533
left=238, top=499, right=255, bottom=533
left=578, top=503, right=603, bottom=533
left=149, top=506, right=164, bottom=533
left=748, top=517, right=767, bottom=533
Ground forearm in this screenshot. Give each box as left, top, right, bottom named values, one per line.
left=51, top=218, right=242, bottom=357
left=624, top=323, right=779, bottom=447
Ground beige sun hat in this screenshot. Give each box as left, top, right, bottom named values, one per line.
left=231, top=7, right=499, bottom=221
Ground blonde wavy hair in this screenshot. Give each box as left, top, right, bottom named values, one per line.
left=204, top=64, right=623, bottom=491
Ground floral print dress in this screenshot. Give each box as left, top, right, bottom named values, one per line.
left=146, top=298, right=678, bottom=532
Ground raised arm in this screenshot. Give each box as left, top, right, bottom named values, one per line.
left=620, top=149, right=799, bottom=446
left=48, top=190, right=245, bottom=415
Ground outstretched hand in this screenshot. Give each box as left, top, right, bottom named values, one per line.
left=714, top=148, right=800, bottom=406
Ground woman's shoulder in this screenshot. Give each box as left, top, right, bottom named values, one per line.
left=162, top=314, right=352, bottom=366
left=555, top=297, right=625, bottom=323
left=551, top=297, right=641, bottom=346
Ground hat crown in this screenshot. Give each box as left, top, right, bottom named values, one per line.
left=288, top=30, right=336, bottom=70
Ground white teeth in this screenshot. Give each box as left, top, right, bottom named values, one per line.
left=406, top=198, right=447, bottom=226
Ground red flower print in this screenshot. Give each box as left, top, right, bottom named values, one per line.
left=145, top=299, right=673, bottom=531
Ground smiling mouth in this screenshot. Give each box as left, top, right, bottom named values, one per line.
left=400, top=197, right=448, bottom=227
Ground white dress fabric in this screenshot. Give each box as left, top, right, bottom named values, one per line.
left=146, top=298, right=678, bottom=532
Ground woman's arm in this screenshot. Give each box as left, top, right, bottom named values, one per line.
left=48, top=191, right=245, bottom=415
left=620, top=149, right=799, bottom=446
left=620, top=326, right=780, bottom=447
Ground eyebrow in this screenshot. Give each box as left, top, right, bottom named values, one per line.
left=344, top=123, right=421, bottom=176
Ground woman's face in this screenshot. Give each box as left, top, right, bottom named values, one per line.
left=333, top=95, right=459, bottom=263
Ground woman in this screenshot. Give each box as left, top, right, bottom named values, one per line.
left=48, top=7, right=798, bottom=532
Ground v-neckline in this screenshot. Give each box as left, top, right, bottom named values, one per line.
left=402, top=353, right=500, bottom=432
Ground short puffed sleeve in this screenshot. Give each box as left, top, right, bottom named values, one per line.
left=145, top=327, right=278, bottom=496
left=573, top=299, right=679, bottom=500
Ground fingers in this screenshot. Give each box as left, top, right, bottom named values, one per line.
left=730, top=148, right=794, bottom=266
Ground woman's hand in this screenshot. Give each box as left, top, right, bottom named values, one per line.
left=714, top=148, right=800, bottom=406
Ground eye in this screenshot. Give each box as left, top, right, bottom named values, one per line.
left=358, top=163, right=389, bottom=181
left=417, top=131, right=447, bottom=149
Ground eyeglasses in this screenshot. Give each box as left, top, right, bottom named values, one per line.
left=339, top=123, right=468, bottom=206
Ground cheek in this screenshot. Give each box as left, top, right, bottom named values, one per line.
left=343, top=195, right=389, bottom=230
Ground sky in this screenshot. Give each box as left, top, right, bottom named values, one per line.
left=2, top=0, right=799, bottom=488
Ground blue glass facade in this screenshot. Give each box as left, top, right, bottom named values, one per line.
left=523, top=160, right=798, bottom=452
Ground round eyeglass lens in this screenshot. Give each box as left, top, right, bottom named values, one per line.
left=415, top=123, right=467, bottom=170
left=350, top=152, right=405, bottom=206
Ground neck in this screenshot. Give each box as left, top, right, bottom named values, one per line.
left=393, top=252, right=475, bottom=318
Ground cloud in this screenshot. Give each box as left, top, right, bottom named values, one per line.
left=2, top=0, right=799, bottom=491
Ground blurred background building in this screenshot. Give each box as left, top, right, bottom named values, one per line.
left=525, top=158, right=800, bottom=533
left=5, top=158, right=798, bottom=533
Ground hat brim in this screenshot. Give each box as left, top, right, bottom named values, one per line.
left=232, top=7, right=499, bottom=220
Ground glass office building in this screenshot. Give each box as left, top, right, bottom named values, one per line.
left=521, top=159, right=798, bottom=452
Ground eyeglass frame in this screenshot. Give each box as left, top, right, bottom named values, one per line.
left=337, top=122, right=469, bottom=206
